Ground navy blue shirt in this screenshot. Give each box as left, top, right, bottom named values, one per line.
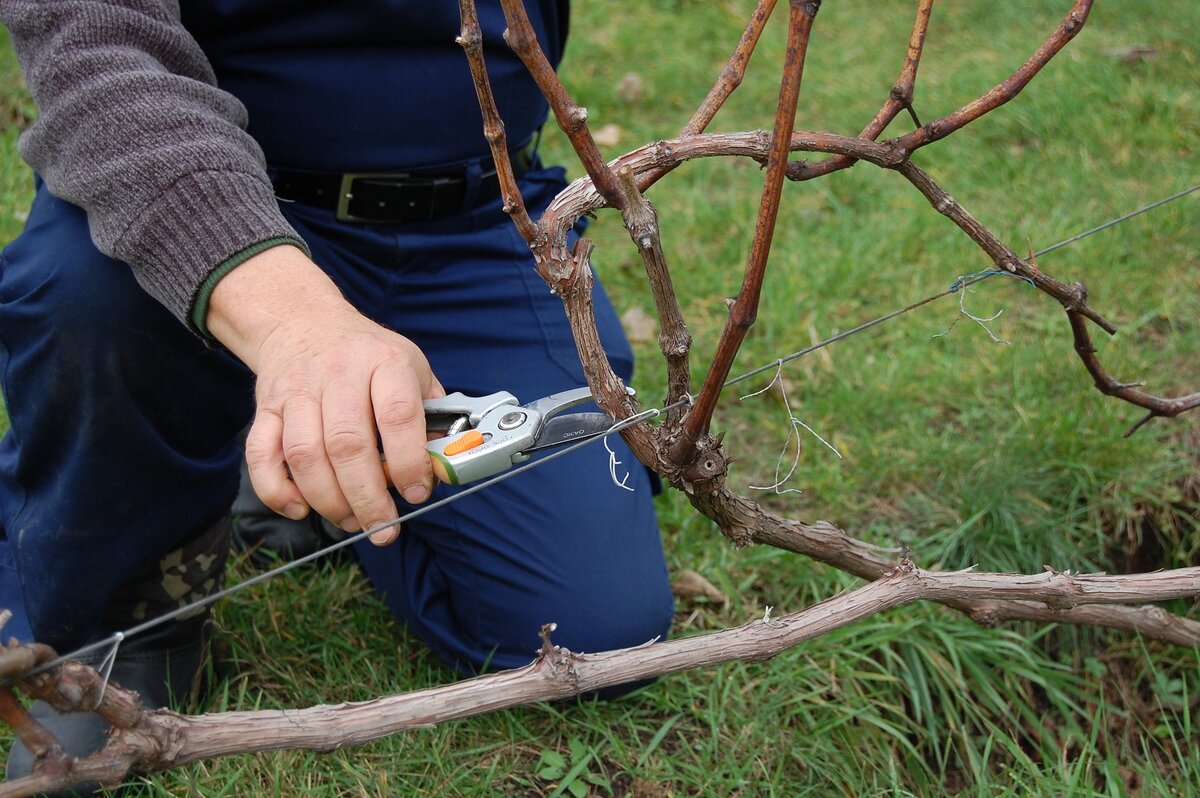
left=180, top=1, right=568, bottom=172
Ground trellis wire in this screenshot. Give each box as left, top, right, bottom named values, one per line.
left=724, top=184, right=1197, bottom=392
left=8, top=183, right=1195, bottom=683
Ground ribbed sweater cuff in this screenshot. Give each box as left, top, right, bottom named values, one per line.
left=190, top=236, right=308, bottom=341
left=112, top=169, right=307, bottom=333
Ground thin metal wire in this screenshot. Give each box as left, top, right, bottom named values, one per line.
left=1031, top=184, right=1197, bottom=258
left=725, top=184, right=1198, bottom=390
left=18, top=407, right=664, bottom=680
left=10, top=183, right=1196, bottom=683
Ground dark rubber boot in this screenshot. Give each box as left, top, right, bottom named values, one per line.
left=230, top=453, right=345, bottom=564
left=5, top=518, right=230, bottom=796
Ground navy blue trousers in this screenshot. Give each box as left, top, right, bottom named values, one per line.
left=0, top=164, right=673, bottom=673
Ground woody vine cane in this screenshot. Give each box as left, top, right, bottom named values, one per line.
left=2, top=181, right=1196, bottom=681
left=470, top=0, right=1198, bottom=599
left=1, top=1, right=1199, bottom=794
left=10, top=177, right=1193, bottom=685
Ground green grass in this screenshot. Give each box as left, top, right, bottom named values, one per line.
left=2, top=1, right=1199, bottom=795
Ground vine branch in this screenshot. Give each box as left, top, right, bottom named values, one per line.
left=456, top=0, right=538, bottom=243
left=2, top=563, right=1196, bottom=797
left=788, top=0, right=933, bottom=181
left=498, top=0, right=627, bottom=210
left=674, top=0, right=821, bottom=466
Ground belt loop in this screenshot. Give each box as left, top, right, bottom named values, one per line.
left=527, top=126, right=543, bottom=171
left=461, top=160, right=484, bottom=212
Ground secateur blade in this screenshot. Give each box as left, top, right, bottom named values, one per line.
left=522, top=411, right=617, bottom=454
left=520, top=384, right=638, bottom=455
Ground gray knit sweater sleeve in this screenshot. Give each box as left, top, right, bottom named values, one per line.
left=1, top=0, right=305, bottom=331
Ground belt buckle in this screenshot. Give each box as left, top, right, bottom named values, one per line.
left=336, top=171, right=412, bottom=222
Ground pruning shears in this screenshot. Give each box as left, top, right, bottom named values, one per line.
left=423, top=387, right=621, bottom=485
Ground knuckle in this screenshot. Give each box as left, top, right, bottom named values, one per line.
left=244, top=438, right=278, bottom=471
left=386, top=446, right=426, bottom=472
left=387, top=452, right=433, bottom=486
left=243, top=440, right=274, bottom=470
left=254, top=484, right=296, bottom=513
left=346, top=490, right=386, bottom=517
left=282, top=440, right=324, bottom=472
left=244, top=413, right=280, bottom=452
left=343, top=489, right=393, bottom=527
left=296, top=485, right=350, bottom=523
left=324, top=426, right=375, bottom=464
left=375, top=395, right=423, bottom=432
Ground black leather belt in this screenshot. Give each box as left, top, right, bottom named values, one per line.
left=272, top=144, right=535, bottom=224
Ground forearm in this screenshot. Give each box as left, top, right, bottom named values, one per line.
left=205, top=244, right=353, bottom=372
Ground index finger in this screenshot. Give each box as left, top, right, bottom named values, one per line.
left=317, top=380, right=398, bottom=537
left=372, top=368, right=442, bottom=541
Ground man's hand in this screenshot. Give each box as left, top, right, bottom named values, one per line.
left=207, top=244, right=443, bottom=545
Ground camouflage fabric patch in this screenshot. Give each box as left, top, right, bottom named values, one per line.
left=108, top=518, right=231, bottom=622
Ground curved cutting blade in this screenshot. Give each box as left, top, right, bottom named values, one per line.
left=522, top=412, right=616, bottom=454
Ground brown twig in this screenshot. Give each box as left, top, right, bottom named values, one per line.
left=537, top=127, right=1196, bottom=432
left=789, top=0, right=934, bottom=181
left=898, top=159, right=1117, bottom=333
left=616, top=167, right=693, bottom=426
left=497, top=0, right=626, bottom=210
left=0, top=688, right=63, bottom=767
left=550, top=238, right=659, bottom=466
left=789, top=0, right=1093, bottom=184
left=638, top=0, right=781, bottom=191
left=682, top=0, right=781, bottom=137
left=539, top=131, right=905, bottom=241
left=19, top=659, right=144, bottom=730
left=1067, top=310, right=1200, bottom=435
left=895, top=0, right=1094, bottom=153
left=882, top=0, right=934, bottom=129
left=0, top=640, right=55, bottom=682
left=692, top=487, right=1200, bottom=645
left=0, top=648, right=146, bottom=797
left=674, top=0, right=822, bottom=467
left=456, top=0, right=538, bottom=243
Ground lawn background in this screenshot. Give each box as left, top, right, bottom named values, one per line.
left=1, top=1, right=1198, bottom=795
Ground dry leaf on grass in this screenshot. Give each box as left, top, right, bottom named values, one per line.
left=593, top=123, right=623, bottom=147
left=616, top=72, right=644, bottom=104
left=672, top=569, right=729, bottom=605
left=621, top=306, right=658, bottom=344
